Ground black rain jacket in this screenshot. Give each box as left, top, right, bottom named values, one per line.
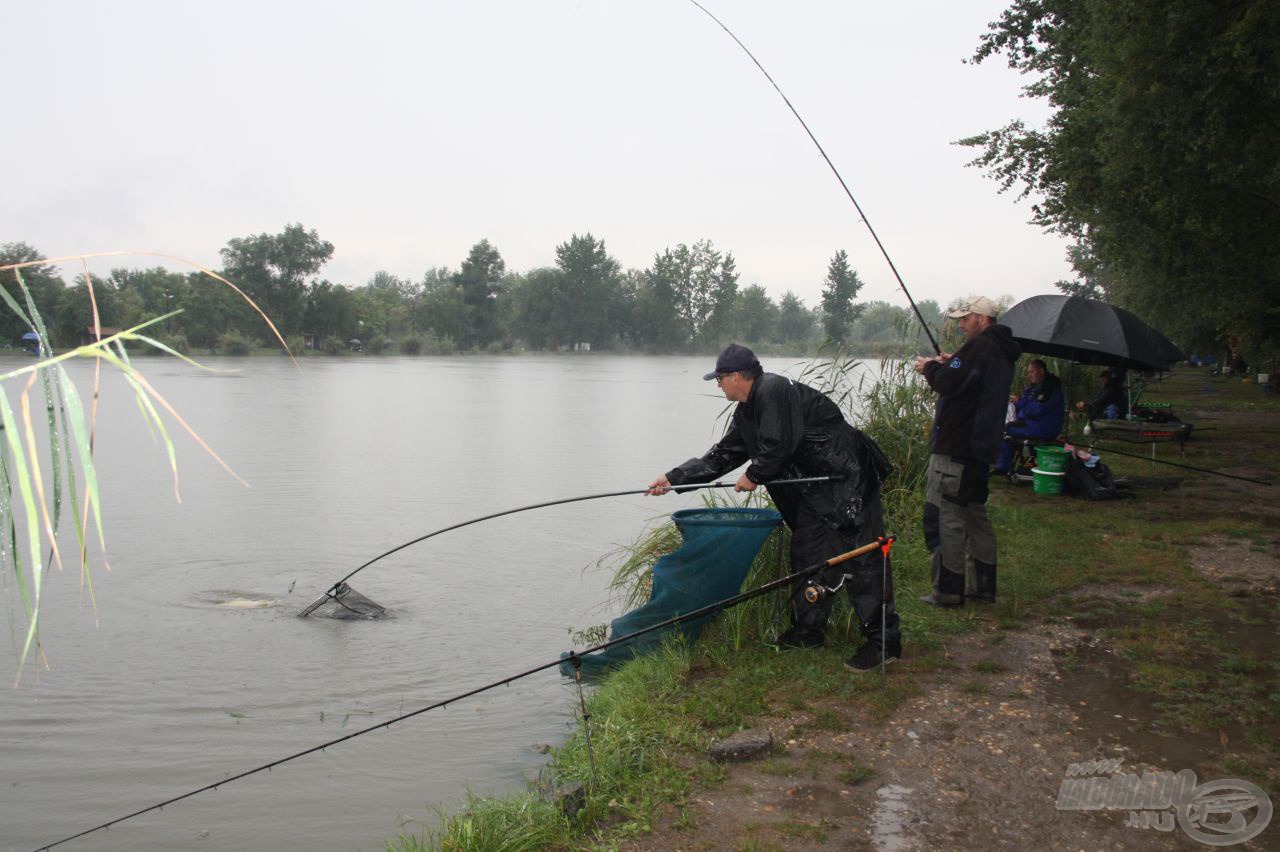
left=922, top=324, right=1021, bottom=464
left=665, top=373, right=892, bottom=532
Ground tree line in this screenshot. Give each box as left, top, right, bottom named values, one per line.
left=0, top=231, right=942, bottom=356
left=960, top=0, right=1278, bottom=365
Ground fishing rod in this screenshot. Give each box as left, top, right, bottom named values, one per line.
left=1067, top=436, right=1272, bottom=486
left=686, top=0, right=941, bottom=355
left=298, top=474, right=839, bottom=616
left=37, top=536, right=890, bottom=852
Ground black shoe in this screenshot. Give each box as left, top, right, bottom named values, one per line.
left=844, top=643, right=901, bottom=672
left=918, top=593, right=963, bottom=608
left=774, top=628, right=825, bottom=650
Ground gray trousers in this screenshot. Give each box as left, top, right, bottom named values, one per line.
left=924, top=453, right=997, bottom=604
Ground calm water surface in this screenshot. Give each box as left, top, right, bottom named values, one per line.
left=0, top=353, right=869, bottom=851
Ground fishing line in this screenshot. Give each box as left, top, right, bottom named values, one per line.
left=35, top=537, right=888, bottom=852
left=685, top=0, right=941, bottom=354
left=1067, top=436, right=1271, bottom=486
left=298, top=475, right=839, bottom=616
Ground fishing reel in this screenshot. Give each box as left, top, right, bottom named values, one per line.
left=800, top=536, right=896, bottom=604
left=802, top=573, right=852, bottom=604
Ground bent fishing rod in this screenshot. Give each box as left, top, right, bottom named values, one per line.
left=686, top=0, right=941, bottom=355
left=299, top=474, right=839, bottom=616
left=1066, top=436, right=1272, bottom=486
left=38, top=536, right=890, bottom=852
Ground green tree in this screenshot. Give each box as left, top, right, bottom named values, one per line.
left=1053, top=243, right=1107, bottom=302
left=509, top=267, right=562, bottom=349
left=777, top=290, right=815, bottom=345
left=820, top=250, right=865, bottom=345
left=304, top=280, right=357, bottom=343
left=637, top=251, right=693, bottom=349
left=735, top=284, right=778, bottom=344
left=185, top=271, right=255, bottom=348
left=553, top=233, right=621, bottom=349
left=960, top=0, right=1280, bottom=358
left=0, top=243, right=64, bottom=343
left=108, top=267, right=190, bottom=335
left=913, top=299, right=945, bottom=350
left=357, top=270, right=412, bottom=342
left=646, top=239, right=737, bottom=347
left=219, top=224, right=334, bottom=339
left=416, top=267, right=469, bottom=344
left=454, top=240, right=505, bottom=348
left=53, top=278, right=116, bottom=346
left=698, top=251, right=740, bottom=346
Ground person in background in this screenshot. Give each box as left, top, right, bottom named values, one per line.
left=647, top=343, right=900, bottom=672
left=995, top=359, right=1064, bottom=475
left=915, top=297, right=1020, bottom=607
left=1077, top=369, right=1128, bottom=420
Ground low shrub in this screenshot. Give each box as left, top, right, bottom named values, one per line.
left=216, top=329, right=255, bottom=356
left=420, top=335, right=456, bottom=355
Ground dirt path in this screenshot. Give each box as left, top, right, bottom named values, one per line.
left=623, top=394, right=1279, bottom=851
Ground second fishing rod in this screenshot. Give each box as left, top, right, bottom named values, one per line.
left=38, top=535, right=891, bottom=852
left=298, top=474, right=840, bottom=616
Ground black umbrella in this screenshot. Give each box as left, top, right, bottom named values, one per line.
left=1001, top=295, right=1184, bottom=372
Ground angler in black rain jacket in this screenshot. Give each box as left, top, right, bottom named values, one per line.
left=648, top=344, right=899, bottom=671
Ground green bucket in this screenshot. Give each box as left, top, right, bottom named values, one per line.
left=1034, top=445, right=1068, bottom=473
left=1031, top=467, right=1065, bottom=495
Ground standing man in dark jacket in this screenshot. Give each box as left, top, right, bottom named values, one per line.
left=647, top=344, right=899, bottom=672
left=915, top=297, right=1021, bottom=607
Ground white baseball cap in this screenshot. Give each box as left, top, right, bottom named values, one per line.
left=947, top=296, right=999, bottom=319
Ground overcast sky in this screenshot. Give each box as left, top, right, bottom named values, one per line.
left=3, top=0, right=1070, bottom=310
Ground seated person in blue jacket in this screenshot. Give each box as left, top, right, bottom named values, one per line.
left=995, top=359, right=1065, bottom=474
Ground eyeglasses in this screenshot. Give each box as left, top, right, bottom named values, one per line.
left=715, top=374, right=727, bottom=384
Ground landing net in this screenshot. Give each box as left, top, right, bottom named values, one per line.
left=564, top=506, right=782, bottom=675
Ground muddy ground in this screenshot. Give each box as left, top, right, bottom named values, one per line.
left=622, top=399, right=1279, bottom=851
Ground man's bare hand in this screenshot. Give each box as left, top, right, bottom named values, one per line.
left=646, top=475, right=672, bottom=496
left=734, top=473, right=757, bottom=492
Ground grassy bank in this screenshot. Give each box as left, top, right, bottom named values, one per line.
left=389, top=368, right=1278, bottom=850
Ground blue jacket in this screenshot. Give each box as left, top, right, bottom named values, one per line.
left=1011, top=373, right=1064, bottom=438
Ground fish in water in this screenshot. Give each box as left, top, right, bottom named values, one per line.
left=200, top=590, right=279, bottom=609
left=219, top=598, right=275, bottom=609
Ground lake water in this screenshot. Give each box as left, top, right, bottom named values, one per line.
left=0, top=353, right=875, bottom=851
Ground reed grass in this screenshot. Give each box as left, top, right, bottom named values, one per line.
left=0, top=251, right=282, bottom=679
left=392, top=793, right=567, bottom=852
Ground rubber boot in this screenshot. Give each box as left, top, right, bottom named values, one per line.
left=964, top=553, right=978, bottom=600
left=921, top=560, right=965, bottom=607
left=973, top=561, right=997, bottom=604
